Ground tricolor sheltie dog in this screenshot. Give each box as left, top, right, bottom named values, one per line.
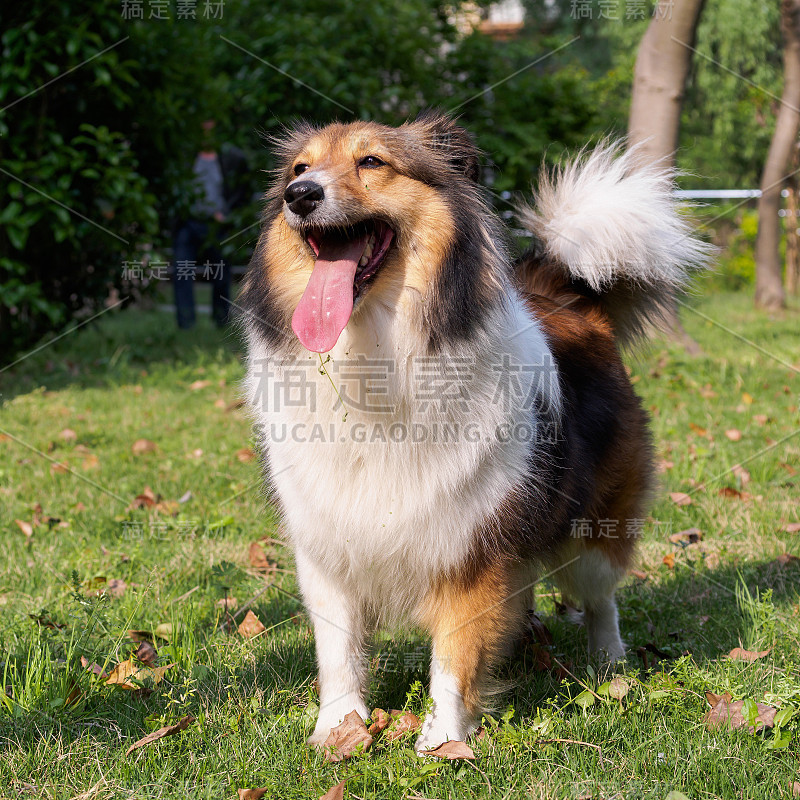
left=240, top=113, right=710, bottom=752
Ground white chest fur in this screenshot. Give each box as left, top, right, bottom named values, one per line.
left=244, top=289, right=559, bottom=618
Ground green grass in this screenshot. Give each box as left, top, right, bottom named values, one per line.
left=1, top=289, right=799, bottom=799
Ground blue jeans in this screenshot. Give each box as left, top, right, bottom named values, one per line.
left=172, top=218, right=231, bottom=329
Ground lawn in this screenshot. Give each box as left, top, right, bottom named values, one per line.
left=0, top=288, right=799, bottom=800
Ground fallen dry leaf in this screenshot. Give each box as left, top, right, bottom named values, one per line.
left=526, top=611, right=554, bottom=645
left=131, top=439, right=156, bottom=455
left=323, top=710, right=373, bottom=762
left=125, top=714, right=195, bottom=756
left=425, top=740, right=476, bottom=760
left=731, top=464, right=751, bottom=485
left=127, top=629, right=154, bottom=642
left=15, top=519, right=33, bottom=538
left=718, top=486, right=745, bottom=500
left=189, top=380, right=211, bottom=391
left=784, top=522, right=800, bottom=534
left=129, top=486, right=157, bottom=509
left=319, top=780, right=346, bottom=800
left=385, top=712, right=422, bottom=742
left=669, top=528, right=702, bottom=545
left=59, top=428, right=77, bottom=441
left=105, top=658, right=172, bottom=689
left=728, top=647, right=770, bottom=662
left=608, top=677, right=630, bottom=701
left=237, top=791, right=268, bottom=800
left=630, top=569, right=649, bottom=580
left=689, top=423, right=708, bottom=437
left=134, top=640, right=158, bottom=667
left=662, top=553, right=676, bottom=569
left=669, top=492, right=692, bottom=507
left=81, top=453, right=100, bottom=470
left=80, top=656, right=108, bottom=678
left=50, top=461, right=69, bottom=474
left=105, top=579, right=126, bottom=598
left=367, top=708, right=396, bottom=735
left=216, top=596, right=238, bottom=611
left=237, top=447, right=256, bottom=463
left=248, top=542, right=274, bottom=573
left=725, top=429, right=742, bottom=442
left=237, top=610, right=266, bottom=639
left=704, top=692, right=776, bottom=732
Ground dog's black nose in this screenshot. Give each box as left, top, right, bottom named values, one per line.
left=284, top=180, right=324, bottom=217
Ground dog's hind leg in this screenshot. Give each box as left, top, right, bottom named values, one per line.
left=295, top=549, right=371, bottom=746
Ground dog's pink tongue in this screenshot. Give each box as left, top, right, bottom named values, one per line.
left=291, top=236, right=367, bottom=353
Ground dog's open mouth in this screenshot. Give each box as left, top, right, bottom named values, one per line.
left=292, top=220, right=395, bottom=353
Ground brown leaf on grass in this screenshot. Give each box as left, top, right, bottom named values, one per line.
left=319, top=780, right=346, bottom=800
left=656, top=458, right=674, bottom=473
left=728, top=647, right=770, bottom=662
left=248, top=543, right=274, bottom=573
left=127, top=629, right=154, bottom=642
left=80, top=656, right=108, bottom=678
left=630, top=569, right=649, bottom=580
left=385, top=712, right=422, bottom=742
left=425, top=740, right=476, bottom=760
left=237, top=610, right=266, bottom=639
left=129, top=486, right=157, bottom=509
left=81, top=453, right=100, bottom=470
left=50, top=461, right=69, bottom=474
left=323, top=710, right=373, bottom=762
left=731, top=464, right=751, bottom=485
left=367, top=708, right=396, bottom=735
left=237, top=790, right=268, bottom=800
left=780, top=461, right=797, bottom=476
left=526, top=611, right=554, bottom=645
left=669, top=492, right=692, bottom=506
left=718, top=486, right=746, bottom=500
left=125, top=714, right=195, bottom=756
left=776, top=553, right=800, bottom=566
left=105, top=658, right=172, bottom=689
left=15, top=519, right=33, bottom=538
left=704, top=693, right=777, bottom=732
left=216, top=596, right=238, bottom=612
left=105, top=579, right=126, bottom=598
left=237, top=447, right=257, bottom=463
left=784, top=523, right=800, bottom=534
left=689, top=423, right=708, bottom=437
left=725, top=429, right=742, bottom=442
left=131, top=439, right=157, bottom=455
left=134, top=641, right=158, bottom=667
left=669, top=528, right=702, bottom=545
left=662, top=553, right=676, bottom=569
left=608, top=677, right=630, bottom=701
left=59, top=428, right=78, bottom=441
left=189, top=380, right=211, bottom=391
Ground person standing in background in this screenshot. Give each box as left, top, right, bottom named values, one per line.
left=172, top=119, right=248, bottom=329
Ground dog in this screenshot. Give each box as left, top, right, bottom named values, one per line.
left=239, top=112, right=710, bottom=752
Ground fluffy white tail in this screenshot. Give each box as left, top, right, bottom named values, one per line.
left=517, top=142, right=714, bottom=343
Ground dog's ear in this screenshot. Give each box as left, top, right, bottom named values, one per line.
left=413, top=111, right=480, bottom=182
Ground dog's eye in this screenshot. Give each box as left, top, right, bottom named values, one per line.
left=293, top=163, right=309, bottom=176
left=358, top=156, right=385, bottom=169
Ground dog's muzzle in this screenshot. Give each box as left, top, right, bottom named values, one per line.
left=284, top=180, right=324, bottom=218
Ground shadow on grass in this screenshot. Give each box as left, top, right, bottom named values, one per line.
left=1, top=552, right=797, bottom=751
left=0, top=307, right=247, bottom=402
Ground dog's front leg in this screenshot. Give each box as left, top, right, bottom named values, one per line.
left=416, top=561, right=522, bottom=754
left=296, top=549, right=370, bottom=746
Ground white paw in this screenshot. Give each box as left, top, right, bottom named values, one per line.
left=307, top=698, right=369, bottom=747
left=414, top=716, right=475, bottom=755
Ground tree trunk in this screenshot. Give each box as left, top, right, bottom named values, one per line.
left=784, top=143, right=799, bottom=295
left=627, top=0, right=707, bottom=354
left=755, top=0, right=800, bottom=310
